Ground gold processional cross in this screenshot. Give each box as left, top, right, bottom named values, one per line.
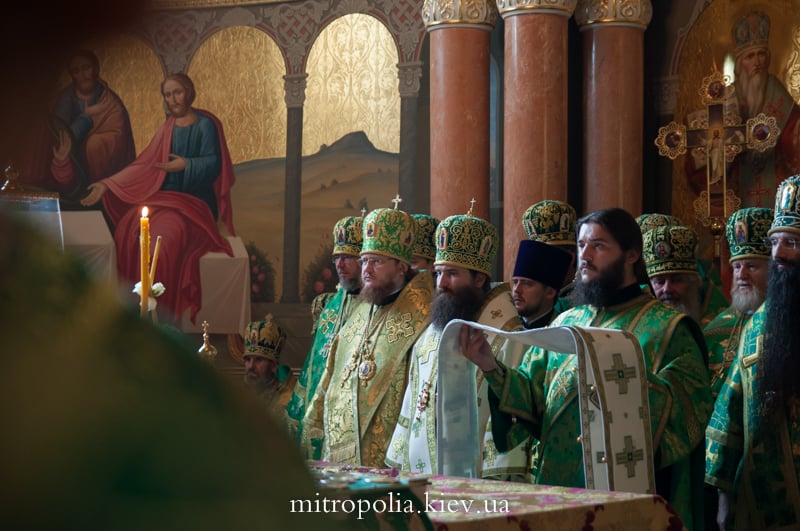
left=655, top=68, right=779, bottom=258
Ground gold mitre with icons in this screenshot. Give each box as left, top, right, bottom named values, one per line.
left=434, top=199, right=497, bottom=276
left=411, top=213, right=439, bottom=261
left=733, top=10, right=770, bottom=58
left=726, top=207, right=772, bottom=262
left=332, top=215, right=363, bottom=256
left=243, top=313, right=286, bottom=363
left=521, top=200, right=576, bottom=246
left=636, top=213, right=682, bottom=235
left=770, top=174, right=800, bottom=237
left=361, top=195, right=415, bottom=264
left=642, top=225, right=699, bottom=278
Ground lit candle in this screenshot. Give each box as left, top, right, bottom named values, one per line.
left=149, top=235, right=162, bottom=285
left=140, top=206, right=150, bottom=316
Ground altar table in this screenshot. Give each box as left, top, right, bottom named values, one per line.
left=308, top=464, right=685, bottom=531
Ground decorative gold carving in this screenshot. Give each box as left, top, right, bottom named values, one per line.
left=189, top=25, right=287, bottom=163
left=284, top=74, right=308, bottom=108
left=496, top=0, right=576, bottom=19
left=746, top=114, right=780, bottom=152
left=398, top=62, right=423, bottom=98
left=305, top=14, right=400, bottom=155
left=654, top=121, right=687, bottom=160
left=573, top=0, right=652, bottom=30
left=423, top=0, right=499, bottom=30
left=148, top=0, right=283, bottom=10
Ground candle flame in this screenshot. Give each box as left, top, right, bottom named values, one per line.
left=142, top=206, right=149, bottom=217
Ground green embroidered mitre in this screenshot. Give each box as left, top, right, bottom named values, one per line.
left=411, top=213, right=438, bottom=261
left=434, top=210, right=498, bottom=276
left=726, top=207, right=772, bottom=262
left=770, top=174, right=800, bottom=237
left=521, top=200, right=576, bottom=246
left=332, top=216, right=363, bottom=256
left=642, top=225, right=698, bottom=277
left=361, top=207, right=415, bottom=264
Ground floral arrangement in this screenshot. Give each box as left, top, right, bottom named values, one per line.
left=132, top=281, right=165, bottom=312
left=246, top=241, right=277, bottom=303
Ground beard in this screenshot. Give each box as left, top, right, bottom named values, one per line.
left=338, top=273, right=361, bottom=292
left=660, top=285, right=703, bottom=322
left=571, top=254, right=626, bottom=308
left=739, top=68, right=767, bottom=118
left=430, top=284, right=485, bottom=331
left=244, top=371, right=274, bottom=393
left=730, top=284, right=766, bottom=314
left=360, top=278, right=400, bottom=305
left=759, top=258, right=800, bottom=420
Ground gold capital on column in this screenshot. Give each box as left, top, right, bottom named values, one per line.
left=574, top=0, right=652, bottom=30
left=283, top=73, right=308, bottom=109
left=423, top=0, right=499, bottom=30
left=496, top=0, right=577, bottom=19
left=398, top=62, right=424, bottom=98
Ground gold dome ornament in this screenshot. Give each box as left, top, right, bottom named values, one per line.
left=197, top=321, right=218, bottom=363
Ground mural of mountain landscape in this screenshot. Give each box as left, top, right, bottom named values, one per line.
left=231, top=130, right=399, bottom=301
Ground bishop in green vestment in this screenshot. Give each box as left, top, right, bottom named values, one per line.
left=286, top=215, right=364, bottom=442
left=303, top=205, right=432, bottom=466
left=462, top=208, right=712, bottom=531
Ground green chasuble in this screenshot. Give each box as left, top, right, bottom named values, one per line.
left=704, top=305, right=752, bottom=399
left=486, top=287, right=712, bottom=531
left=285, top=288, right=363, bottom=442
left=303, top=271, right=433, bottom=466
left=706, top=303, right=800, bottom=530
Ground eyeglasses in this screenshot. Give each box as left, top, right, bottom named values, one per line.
left=358, top=256, right=388, bottom=268
left=764, top=237, right=800, bottom=249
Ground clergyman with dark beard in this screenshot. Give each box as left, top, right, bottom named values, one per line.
left=460, top=207, right=712, bottom=531
left=386, top=206, right=527, bottom=480
left=706, top=175, right=800, bottom=531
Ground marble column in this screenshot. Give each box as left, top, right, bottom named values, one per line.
left=280, top=73, right=307, bottom=303
left=498, top=0, right=576, bottom=281
left=423, top=0, right=498, bottom=221
left=575, top=0, right=652, bottom=216
left=398, top=61, right=424, bottom=213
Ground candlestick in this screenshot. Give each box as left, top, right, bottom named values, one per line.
left=149, top=235, right=162, bottom=285
left=140, top=206, right=150, bottom=316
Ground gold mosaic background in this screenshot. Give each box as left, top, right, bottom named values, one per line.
left=189, top=26, right=287, bottom=163
left=671, top=0, right=800, bottom=243
left=81, top=16, right=399, bottom=163
left=304, top=14, right=400, bottom=155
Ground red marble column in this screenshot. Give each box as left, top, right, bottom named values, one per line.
left=501, top=3, right=574, bottom=281
left=575, top=1, right=652, bottom=217
left=425, top=2, right=497, bottom=221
